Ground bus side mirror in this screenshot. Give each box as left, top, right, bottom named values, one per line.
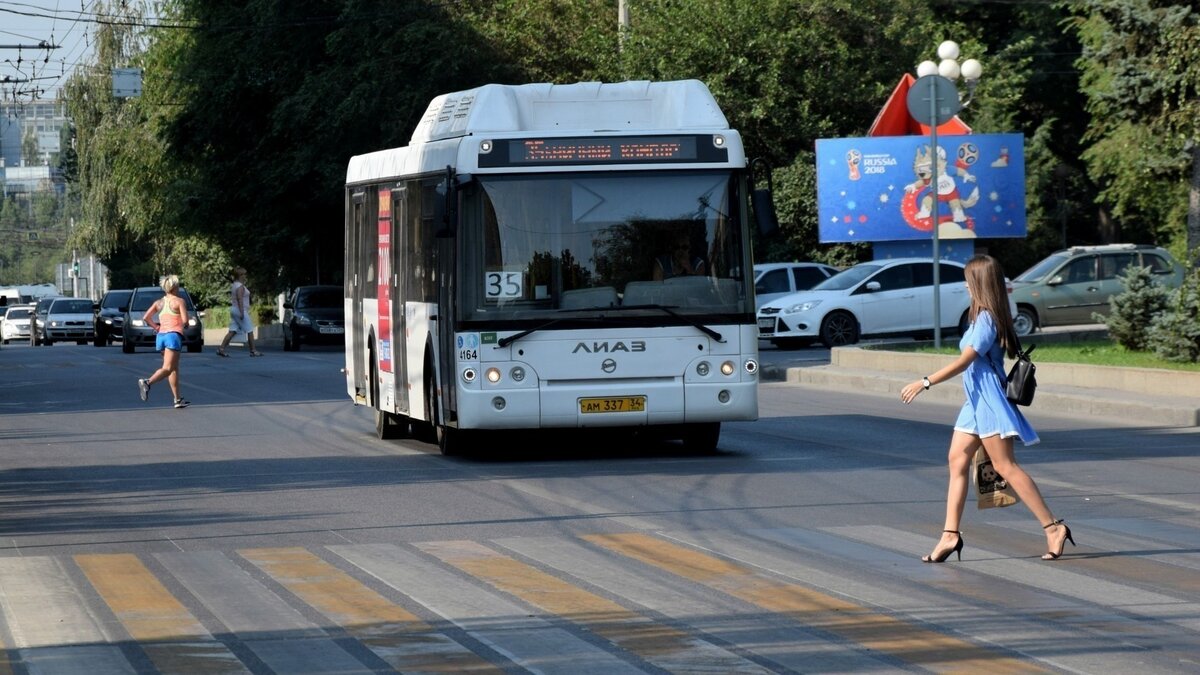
left=751, top=158, right=779, bottom=237
left=436, top=165, right=455, bottom=238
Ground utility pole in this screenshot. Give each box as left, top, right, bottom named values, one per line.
left=618, top=0, right=630, bottom=51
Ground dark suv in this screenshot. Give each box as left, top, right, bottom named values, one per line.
left=93, top=289, right=133, bottom=346
left=121, top=286, right=204, bottom=353
left=282, top=285, right=344, bottom=350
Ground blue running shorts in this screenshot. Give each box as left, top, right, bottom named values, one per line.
left=156, top=331, right=184, bottom=352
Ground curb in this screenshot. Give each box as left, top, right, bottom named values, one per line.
left=784, top=347, right=1200, bottom=427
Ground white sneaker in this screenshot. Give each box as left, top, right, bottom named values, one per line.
left=137, top=379, right=150, bottom=402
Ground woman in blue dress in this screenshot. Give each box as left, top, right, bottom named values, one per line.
left=900, top=255, right=1075, bottom=562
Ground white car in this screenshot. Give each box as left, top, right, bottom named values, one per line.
left=1, top=305, right=34, bottom=344
left=41, top=297, right=98, bottom=345
left=757, top=258, right=1017, bottom=348
left=753, top=262, right=841, bottom=310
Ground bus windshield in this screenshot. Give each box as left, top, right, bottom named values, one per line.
left=460, top=170, right=750, bottom=322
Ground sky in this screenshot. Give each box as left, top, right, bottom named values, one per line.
left=0, top=1, right=121, bottom=103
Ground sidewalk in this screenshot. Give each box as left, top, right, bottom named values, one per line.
left=785, top=345, right=1200, bottom=427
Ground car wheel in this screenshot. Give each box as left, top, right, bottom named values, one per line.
left=43, top=338, right=53, bottom=346
left=94, top=329, right=106, bottom=346
left=187, top=343, right=202, bottom=353
left=122, top=338, right=134, bottom=354
left=681, top=422, right=721, bottom=453
left=1013, top=307, right=1037, bottom=337
left=283, top=331, right=295, bottom=351
left=819, top=311, right=859, bottom=348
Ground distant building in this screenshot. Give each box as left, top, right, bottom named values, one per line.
left=0, top=100, right=68, bottom=196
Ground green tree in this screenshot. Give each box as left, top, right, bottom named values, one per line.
left=1069, top=1, right=1200, bottom=263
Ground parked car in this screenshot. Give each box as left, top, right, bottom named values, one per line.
left=757, top=258, right=1016, bottom=348
left=93, top=288, right=133, bottom=346
left=41, top=297, right=99, bottom=345
left=121, top=286, right=204, bottom=353
left=753, top=262, right=841, bottom=310
left=1, top=304, right=34, bottom=344
left=1010, top=244, right=1184, bottom=336
left=282, top=285, right=345, bottom=351
left=30, top=295, right=63, bottom=345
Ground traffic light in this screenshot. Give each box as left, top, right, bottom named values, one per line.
left=72, top=261, right=80, bottom=277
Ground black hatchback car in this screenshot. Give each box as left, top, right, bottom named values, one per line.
left=121, top=286, right=204, bottom=353
left=282, top=285, right=344, bottom=350
left=93, top=288, right=133, bottom=346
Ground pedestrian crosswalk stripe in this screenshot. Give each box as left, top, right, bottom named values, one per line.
left=330, top=543, right=644, bottom=674
left=495, top=534, right=902, bottom=673
left=75, top=554, right=210, bottom=641
left=585, top=532, right=1046, bottom=674
left=75, top=553, right=250, bottom=674
left=239, top=547, right=500, bottom=673
left=417, top=540, right=772, bottom=674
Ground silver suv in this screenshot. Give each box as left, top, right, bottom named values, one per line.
left=1010, top=244, right=1184, bottom=336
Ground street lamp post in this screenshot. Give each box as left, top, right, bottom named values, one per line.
left=906, top=40, right=981, bottom=348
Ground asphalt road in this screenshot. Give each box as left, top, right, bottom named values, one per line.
left=1, top=340, right=1196, bottom=674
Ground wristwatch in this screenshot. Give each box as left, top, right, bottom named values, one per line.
left=922, top=376, right=932, bottom=390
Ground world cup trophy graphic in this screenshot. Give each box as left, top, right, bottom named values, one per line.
left=846, top=149, right=862, bottom=181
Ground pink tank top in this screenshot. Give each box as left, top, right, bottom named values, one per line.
left=159, top=295, right=185, bottom=334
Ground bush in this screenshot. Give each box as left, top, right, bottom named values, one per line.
left=1096, top=264, right=1169, bottom=351
left=1147, top=265, right=1200, bottom=363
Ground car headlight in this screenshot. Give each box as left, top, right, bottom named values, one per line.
left=187, top=317, right=198, bottom=327
left=103, top=318, right=113, bottom=325
left=295, top=313, right=312, bottom=326
left=784, top=299, right=822, bottom=314
left=50, top=320, right=60, bottom=327
left=132, top=319, right=146, bottom=327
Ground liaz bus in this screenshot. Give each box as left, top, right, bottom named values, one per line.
left=345, top=79, right=772, bottom=455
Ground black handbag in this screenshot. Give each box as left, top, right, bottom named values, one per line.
left=990, top=337, right=1036, bottom=407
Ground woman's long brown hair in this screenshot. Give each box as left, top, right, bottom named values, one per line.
left=964, top=254, right=1018, bottom=358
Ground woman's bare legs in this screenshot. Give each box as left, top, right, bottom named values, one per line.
left=926, top=431, right=980, bottom=559
left=147, top=349, right=182, bottom=400
left=978, top=434, right=1068, bottom=555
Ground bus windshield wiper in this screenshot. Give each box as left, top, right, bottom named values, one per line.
left=497, top=305, right=724, bottom=347
left=602, top=304, right=725, bottom=343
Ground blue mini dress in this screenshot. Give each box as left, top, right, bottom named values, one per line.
left=954, top=310, right=1039, bottom=446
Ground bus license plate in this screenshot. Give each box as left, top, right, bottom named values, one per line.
left=579, top=396, right=646, bottom=414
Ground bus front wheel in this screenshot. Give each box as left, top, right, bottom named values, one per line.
left=681, top=422, right=721, bottom=453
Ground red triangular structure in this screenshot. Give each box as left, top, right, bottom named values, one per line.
left=867, top=73, right=971, bottom=137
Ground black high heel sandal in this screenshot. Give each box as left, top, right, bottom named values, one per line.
left=922, top=530, right=964, bottom=563
left=1042, top=519, right=1075, bottom=560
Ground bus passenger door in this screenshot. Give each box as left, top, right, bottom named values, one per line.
left=349, top=191, right=367, bottom=402
left=391, top=188, right=409, bottom=414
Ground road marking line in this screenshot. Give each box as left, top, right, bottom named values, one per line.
left=586, top=532, right=1044, bottom=674
left=240, top=547, right=498, bottom=673
left=417, top=540, right=770, bottom=674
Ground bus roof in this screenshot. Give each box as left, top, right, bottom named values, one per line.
left=347, top=80, right=739, bottom=184
left=410, top=79, right=729, bottom=143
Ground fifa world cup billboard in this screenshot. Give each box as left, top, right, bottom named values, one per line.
left=815, top=134, right=1025, bottom=243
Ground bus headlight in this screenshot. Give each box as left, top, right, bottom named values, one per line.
left=720, top=361, right=735, bottom=376
left=510, top=366, right=525, bottom=382
left=713, top=134, right=726, bottom=148
left=744, top=359, right=759, bottom=375
left=462, top=368, right=477, bottom=383
left=480, top=139, right=494, bottom=154
left=486, top=367, right=501, bottom=383
left=696, top=361, right=710, bottom=376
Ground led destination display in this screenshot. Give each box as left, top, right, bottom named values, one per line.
left=478, top=135, right=728, bottom=167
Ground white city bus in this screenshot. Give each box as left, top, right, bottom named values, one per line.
left=345, top=80, right=769, bottom=454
